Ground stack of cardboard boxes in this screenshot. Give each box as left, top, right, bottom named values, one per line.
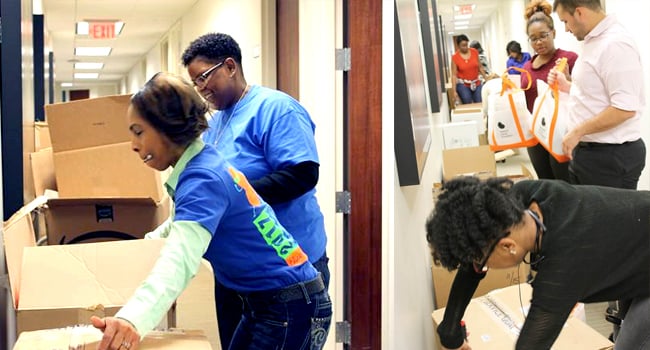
left=2, top=95, right=211, bottom=348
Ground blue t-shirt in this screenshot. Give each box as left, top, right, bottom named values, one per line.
left=202, top=85, right=327, bottom=263
left=172, top=141, right=318, bottom=292
left=507, top=52, right=532, bottom=74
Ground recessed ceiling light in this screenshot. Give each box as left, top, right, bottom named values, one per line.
left=74, top=72, right=99, bottom=79
left=74, top=62, right=104, bottom=70
left=76, top=22, right=89, bottom=35
left=455, top=25, right=469, bottom=30
left=75, top=47, right=112, bottom=56
left=61, top=82, right=74, bottom=87
left=454, top=21, right=470, bottom=25
left=454, top=14, right=472, bottom=20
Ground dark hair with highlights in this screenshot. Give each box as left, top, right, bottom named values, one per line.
left=130, top=72, right=208, bottom=147
left=181, top=32, right=243, bottom=67
left=526, top=0, right=555, bottom=32
left=455, top=34, right=469, bottom=46
left=506, top=40, right=523, bottom=55
left=552, top=0, right=602, bottom=14
left=425, top=177, right=525, bottom=270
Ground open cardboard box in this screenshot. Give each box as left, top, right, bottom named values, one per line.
left=432, top=284, right=613, bottom=349
left=44, top=193, right=170, bottom=245
left=442, top=145, right=496, bottom=182
left=13, top=327, right=212, bottom=349
left=431, top=265, right=529, bottom=309
left=3, top=205, right=166, bottom=334
left=44, top=94, right=165, bottom=201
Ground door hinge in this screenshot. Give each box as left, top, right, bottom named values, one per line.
left=335, top=191, right=351, bottom=214
left=335, top=47, right=351, bottom=71
left=335, top=320, right=351, bottom=344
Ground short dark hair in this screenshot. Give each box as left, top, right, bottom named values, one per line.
left=552, top=0, right=602, bottom=14
left=181, top=32, right=242, bottom=66
left=506, top=40, right=522, bottom=54
left=425, top=177, right=524, bottom=270
left=130, top=72, right=208, bottom=147
left=455, top=34, right=469, bottom=46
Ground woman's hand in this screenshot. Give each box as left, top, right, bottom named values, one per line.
left=91, top=316, right=141, bottom=350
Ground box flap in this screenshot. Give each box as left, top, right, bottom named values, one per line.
left=13, top=327, right=212, bottom=349
left=30, top=147, right=57, bottom=196
left=45, top=95, right=132, bottom=152
left=442, top=145, right=495, bottom=181
left=3, top=207, right=38, bottom=308
left=18, top=239, right=165, bottom=309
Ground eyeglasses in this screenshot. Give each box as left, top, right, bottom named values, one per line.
left=528, top=32, right=552, bottom=44
left=473, top=209, right=546, bottom=273
left=192, top=61, right=225, bottom=88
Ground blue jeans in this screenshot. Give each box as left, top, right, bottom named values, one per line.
left=215, top=253, right=331, bottom=349
left=229, top=274, right=332, bottom=350
left=456, top=82, right=483, bottom=104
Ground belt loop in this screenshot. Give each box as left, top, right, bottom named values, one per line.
left=300, top=282, right=312, bottom=304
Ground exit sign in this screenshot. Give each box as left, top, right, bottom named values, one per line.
left=89, top=22, right=116, bottom=39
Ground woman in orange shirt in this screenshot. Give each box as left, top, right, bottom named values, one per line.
left=451, top=34, right=488, bottom=104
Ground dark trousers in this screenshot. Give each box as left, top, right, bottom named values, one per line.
left=569, top=139, right=645, bottom=189
left=568, top=139, right=645, bottom=341
left=527, top=144, right=570, bottom=181
left=215, top=253, right=330, bottom=349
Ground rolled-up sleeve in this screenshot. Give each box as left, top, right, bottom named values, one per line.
left=115, top=220, right=212, bottom=336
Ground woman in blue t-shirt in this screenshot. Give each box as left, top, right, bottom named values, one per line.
left=181, top=32, right=330, bottom=348
left=90, top=72, right=332, bottom=350
left=506, top=40, right=532, bottom=74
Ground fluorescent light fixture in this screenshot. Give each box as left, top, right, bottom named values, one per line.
left=76, top=22, right=89, bottom=35
left=115, top=21, right=125, bottom=34
left=75, top=47, right=112, bottom=56
left=74, top=72, right=99, bottom=79
left=454, top=14, right=472, bottom=20
left=74, top=62, right=104, bottom=69
left=61, top=82, right=74, bottom=87
left=454, top=21, right=470, bottom=25
left=455, top=25, right=469, bottom=30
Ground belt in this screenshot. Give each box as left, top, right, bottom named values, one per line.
left=578, top=139, right=639, bottom=148
left=243, top=274, right=325, bottom=303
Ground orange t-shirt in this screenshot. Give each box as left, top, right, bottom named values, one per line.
left=452, top=48, right=480, bottom=82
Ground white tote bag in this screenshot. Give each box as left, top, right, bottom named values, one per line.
left=531, top=79, right=570, bottom=163
left=487, top=68, right=538, bottom=151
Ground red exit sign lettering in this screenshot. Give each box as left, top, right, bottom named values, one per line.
left=89, top=22, right=116, bottom=39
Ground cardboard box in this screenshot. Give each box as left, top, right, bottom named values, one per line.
left=451, top=106, right=485, bottom=134
left=45, top=95, right=164, bottom=201
left=431, top=265, right=528, bottom=309
left=432, top=284, right=613, bottom=349
left=13, top=327, right=212, bottom=349
left=442, top=145, right=496, bottom=181
left=44, top=195, right=170, bottom=245
left=3, top=207, right=166, bottom=334
left=440, top=121, right=480, bottom=150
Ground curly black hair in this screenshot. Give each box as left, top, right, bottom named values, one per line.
left=425, top=177, right=525, bottom=270
left=181, top=32, right=243, bottom=66
left=130, top=72, right=209, bottom=147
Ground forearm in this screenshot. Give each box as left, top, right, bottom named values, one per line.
left=145, top=217, right=173, bottom=239
left=515, top=304, right=571, bottom=350
left=249, top=161, right=319, bottom=204
left=571, top=106, right=636, bottom=140
left=116, top=221, right=212, bottom=336
left=437, top=265, right=485, bottom=348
